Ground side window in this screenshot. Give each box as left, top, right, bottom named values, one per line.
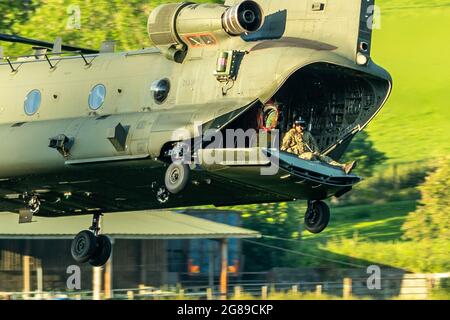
left=88, top=84, right=106, bottom=110
left=24, top=89, right=42, bottom=116
left=151, top=79, right=170, bottom=104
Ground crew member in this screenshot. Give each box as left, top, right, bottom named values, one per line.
left=281, top=117, right=357, bottom=174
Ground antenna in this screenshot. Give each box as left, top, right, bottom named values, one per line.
left=52, top=37, right=62, bottom=54
left=100, top=40, right=116, bottom=53
left=0, top=34, right=98, bottom=54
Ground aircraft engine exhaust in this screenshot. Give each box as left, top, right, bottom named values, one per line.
left=223, top=1, right=264, bottom=36
left=147, top=1, right=264, bottom=62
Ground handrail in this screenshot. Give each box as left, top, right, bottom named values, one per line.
left=1, top=50, right=98, bottom=71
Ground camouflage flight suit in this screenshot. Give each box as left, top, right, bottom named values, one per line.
left=281, top=128, right=345, bottom=169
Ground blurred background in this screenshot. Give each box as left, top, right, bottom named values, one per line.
left=0, top=0, right=449, bottom=300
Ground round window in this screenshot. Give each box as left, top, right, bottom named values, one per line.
left=24, top=90, right=42, bottom=116
left=88, top=84, right=106, bottom=110
left=151, top=79, right=170, bottom=104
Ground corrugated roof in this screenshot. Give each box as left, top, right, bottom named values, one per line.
left=0, top=211, right=261, bottom=240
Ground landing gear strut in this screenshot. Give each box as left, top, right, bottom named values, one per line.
left=71, top=212, right=112, bottom=267
left=163, top=142, right=191, bottom=195
left=19, top=194, right=41, bottom=224
left=27, top=195, right=41, bottom=214
left=304, top=200, right=330, bottom=234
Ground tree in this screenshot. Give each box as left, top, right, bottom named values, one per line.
left=0, top=1, right=37, bottom=33
left=402, top=157, right=450, bottom=241
left=232, top=202, right=303, bottom=272
left=341, top=131, right=387, bottom=177
left=3, top=0, right=224, bottom=56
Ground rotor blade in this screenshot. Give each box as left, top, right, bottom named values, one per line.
left=0, top=34, right=99, bottom=54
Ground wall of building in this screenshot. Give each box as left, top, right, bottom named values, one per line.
left=0, top=239, right=167, bottom=293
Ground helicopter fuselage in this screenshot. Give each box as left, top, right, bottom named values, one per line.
left=0, top=0, right=392, bottom=216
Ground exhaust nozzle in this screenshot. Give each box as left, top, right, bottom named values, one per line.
left=223, top=1, right=264, bottom=36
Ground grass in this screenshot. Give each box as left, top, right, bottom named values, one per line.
left=367, top=0, right=450, bottom=163
left=299, top=200, right=416, bottom=243
left=279, top=196, right=449, bottom=273
left=430, top=287, right=450, bottom=300
left=291, top=194, right=449, bottom=273
left=325, top=238, right=450, bottom=273
left=230, top=291, right=366, bottom=301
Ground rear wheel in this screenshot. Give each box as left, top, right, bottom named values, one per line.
left=71, top=230, right=98, bottom=263
left=89, top=235, right=112, bottom=267
left=304, top=201, right=330, bottom=234
left=164, top=162, right=190, bottom=194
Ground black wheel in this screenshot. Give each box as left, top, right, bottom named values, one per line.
left=164, top=162, right=190, bottom=194
left=304, top=201, right=330, bottom=234
left=71, top=230, right=98, bottom=263
left=89, top=235, right=112, bottom=267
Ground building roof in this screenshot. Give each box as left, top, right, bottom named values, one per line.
left=0, top=211, right=261, bottom=240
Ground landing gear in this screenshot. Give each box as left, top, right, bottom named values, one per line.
left=163, top=141, right=192, bottom=195
left=304, top=200, right=330, bottom=234
left=71, top=230, right=98, bottom=263
left=89, top=235, right=112, bottom=267
left=27, top=195, right=41, bottom=214
left=164, top=162, right=190, bottom=194
left=70, top=212, right=112, bottom=266
left=19, top=194, right=41, bottom=224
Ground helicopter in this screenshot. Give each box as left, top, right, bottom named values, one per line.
left=0, top=0, right=391, bottom=266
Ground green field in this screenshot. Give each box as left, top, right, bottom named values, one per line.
left=268, top=198, right=449, bottom=273
left=302, top=201, right=416, bottom=242
left=368, top=0, right=450, bottom=163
